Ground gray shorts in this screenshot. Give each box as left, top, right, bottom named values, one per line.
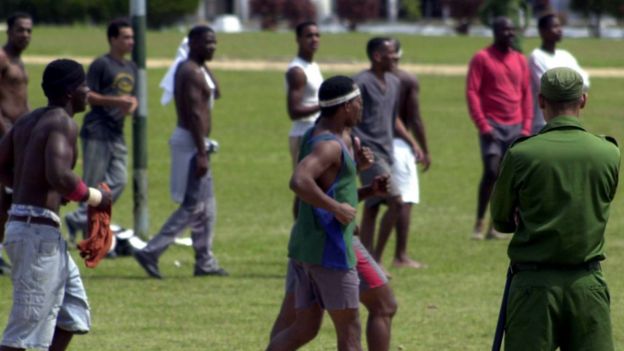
left=359, top=156, right=401, bottom=207
left=1, top=221, right=91, bottom=350
left=284, top=237, right=387, bottom=294
left=291, top=260, right=359, bottom=311
left=479, top=121, right=522, bottom=159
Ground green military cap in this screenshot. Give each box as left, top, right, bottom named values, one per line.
left=540, top=67, right=584, bottom=101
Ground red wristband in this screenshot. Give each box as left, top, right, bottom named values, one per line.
left=67, top=180, right=88, bottom=202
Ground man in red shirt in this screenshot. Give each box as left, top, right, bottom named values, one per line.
left=466, top=16, right=532, bottom=240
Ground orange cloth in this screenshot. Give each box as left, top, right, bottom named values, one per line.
left=77, top=183, right=112, bottom=268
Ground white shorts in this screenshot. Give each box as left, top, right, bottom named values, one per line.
left=391, top=138, right=419, bottom=204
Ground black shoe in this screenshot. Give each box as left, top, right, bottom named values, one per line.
left=194, top=267, right=229, bottom=277
left=0, top=257, right=10, bottom=275
left=134, top=250, right=162, bottom=279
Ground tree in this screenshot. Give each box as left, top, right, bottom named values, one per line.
left=441, top=0, right=484, bottom=35
left=336, top=0, right=381, bottom=31
left=250, top=0, right=286, bottom=30
left=570, top=0, right=624, bottom=37
left=283, top=0, right=317, bottom=29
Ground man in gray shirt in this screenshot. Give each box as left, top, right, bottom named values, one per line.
left=65, top=18, right=137, bottom=241
left=353, top=37, right=422, bottom=272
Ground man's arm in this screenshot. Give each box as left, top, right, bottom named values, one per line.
left=405, top=78, right=431, bottom=170
left=86, top=58, right=137, bottom=116
left=0, top=127, right=15, bottom=187
left=466, top=55, right=493, bottom=135
left=520, top=59, right=533, bottom=135
left=44, top=117, right=84, bottom=195
left=290, top=140, right=356, bottom=224
left=394, top=117, right=424, bottom=162
left=490, top=151, right=518, bottom=233
left=183, top=66, right=211, bottom=178
left=286, top=67, right=320, bottom=120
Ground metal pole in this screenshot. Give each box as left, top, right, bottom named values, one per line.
left=130, top=0, right=149, bottom=239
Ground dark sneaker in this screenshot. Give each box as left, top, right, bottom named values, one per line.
left=134, top=250, right=162, bottom=279
left=194, top=267, right=229, bottom=277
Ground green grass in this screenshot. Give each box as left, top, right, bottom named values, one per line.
left=27, top=25, right=624, bottom=67
left=0, top=29, right=623, bottom=350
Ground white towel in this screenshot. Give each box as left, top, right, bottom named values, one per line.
left=159, top=38, right=216, bottom=108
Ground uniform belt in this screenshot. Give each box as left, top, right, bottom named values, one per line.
left=510, top=261, right=601, bottom=274
left=9, top=215, right=60, bottom=228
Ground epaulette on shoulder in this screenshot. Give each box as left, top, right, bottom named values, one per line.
left=601, top=135, right=619, bottom=147
left=510, top=135, right=533, bottom=148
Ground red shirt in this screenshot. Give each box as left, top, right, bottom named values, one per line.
left=466, top=45, right=533, bottom=135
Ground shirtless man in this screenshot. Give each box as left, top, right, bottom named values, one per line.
left=0, top=12, right=32, bottom=274
left=0, top=59, right=111, bottom=351
left=135, top=25, right=227, bottom=278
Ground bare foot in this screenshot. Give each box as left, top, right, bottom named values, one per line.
left=393, top=258, right=428, bottom=269
left=472, top=220, right=485, bottom=240
left=378, top=264, right=392, bottom=279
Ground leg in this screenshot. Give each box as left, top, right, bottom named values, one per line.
left=269, top=293, right=296, bottom=340
left=360, top=285, right=397, bottom=351
left=266, top=304, right=323, bottom=351
left=359, top=204, right=380, bottom=252
left=0, top=188, right=12, bottom=274
left=191, top=171, right=225, bottom=275
left=327, top=308, right=362, bottom=351
left=65, top=138, right=111, bottom=239
left=0, top=346, right=22, bottom=351
left=373, top=196, right=402, bottom=262
left=104, top=139, right=128, bottom=203
left=474, top=155, right=501, bottom=237
left=48, top=328, right=73, bottom=351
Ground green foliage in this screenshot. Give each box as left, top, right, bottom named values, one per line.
left=400, top=0, right=421, bottom=21
left=0, top=0, right=197, bottom=28
left=1, top=28, right=624, bottom=350
left=336, top=0, right=381, bottom=30
left=570, top=0, right=624, bottom=18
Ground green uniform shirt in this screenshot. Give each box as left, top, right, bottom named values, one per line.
left=491, top=115, right=620, bottom=265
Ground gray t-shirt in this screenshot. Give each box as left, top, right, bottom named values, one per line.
left=352, top=70, right=399, bottom=164
left=81, top=54, right=137, bottom=141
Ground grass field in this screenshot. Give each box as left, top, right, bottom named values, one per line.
left=0, top=27, right=623, bottom=350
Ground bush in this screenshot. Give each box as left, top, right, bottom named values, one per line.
left=250, top=0, right=286, bottom=30
left=336, top=0, right=381, bottom=31
left=400, top=0, right=421, bottom=21
left=441, top=0, right=484, bottom=34
left=283, top=0, right=316, bottom=29
left=0, top=0, right=198, bottom=28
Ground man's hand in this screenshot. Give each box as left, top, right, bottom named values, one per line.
left=334, top=202, right=356, bottom=225
left=420, top=153, right=432, bottom=171
left=195, top=153, right=209, bottom=178
left=93, top=184, right=112, bottom=211
left=370, top=174, right=390, bottom=197
left=481, top=130, right=496, bottom=142
left=354, top=136, right=375, bottom=171
left=118, top=96, right=138, bottom=116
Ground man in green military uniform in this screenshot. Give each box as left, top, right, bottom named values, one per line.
left=479, top=0, right=530, bottom=51
left=491, top=67, right=620, bottom=351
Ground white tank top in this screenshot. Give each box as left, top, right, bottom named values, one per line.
left=286, top=56, right=323, bottom=137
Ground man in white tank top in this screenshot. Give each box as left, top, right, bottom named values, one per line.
left=285, top=21, right=323, bottom=168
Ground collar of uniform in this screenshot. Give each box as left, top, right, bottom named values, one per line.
left=540, top=115, right=585, bottom=134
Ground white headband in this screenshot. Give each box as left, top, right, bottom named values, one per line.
left=319, top=88, right=361, bottom=108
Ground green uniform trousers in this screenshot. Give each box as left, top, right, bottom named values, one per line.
left=505, top=268, right=613, bottom=351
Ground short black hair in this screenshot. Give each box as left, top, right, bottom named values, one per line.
left=366, top=37, right=392, bottom=60
left=7, top=12, right=31, bottom=30
left=319, top=75, right=356, bottom=117
left=295, top=21, right=317, bottom=38
left=188, top=25, right=214, bottom=42
left=107, top=18, right=131, bottom=41
left=538, top=13, right=557, bottom=31
left=41, top=59, right=85, bottom=100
